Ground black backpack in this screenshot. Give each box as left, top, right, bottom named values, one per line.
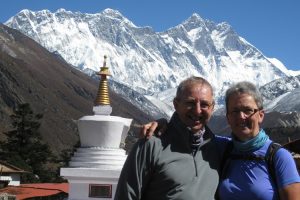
left=220, top=141, right=282, bottom=186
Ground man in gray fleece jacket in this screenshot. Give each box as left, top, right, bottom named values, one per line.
left=115, top=76, right=228, bottom=200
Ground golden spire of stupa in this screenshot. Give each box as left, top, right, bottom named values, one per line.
left=94, top=55, right=111, bottom=106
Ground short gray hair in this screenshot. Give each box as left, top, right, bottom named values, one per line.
left=225, top=81, right=263, bottom=111
left=176, top=76, right=214, bottom=100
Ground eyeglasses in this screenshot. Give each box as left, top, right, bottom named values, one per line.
left=180, top=100, right=214, bottom=111
left=228, top=108, right=260, bottom=117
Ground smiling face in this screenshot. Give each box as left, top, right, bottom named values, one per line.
left=173, top=83, right=214, bottom=133
left=226, top=93, right=264, bottom=141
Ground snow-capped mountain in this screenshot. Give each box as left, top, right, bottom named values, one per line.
left=260, top=75, right=300, bottom=112
left=4, top=8, right=300, bottom=118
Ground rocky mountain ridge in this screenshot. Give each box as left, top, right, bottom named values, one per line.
left=5, top=8, right=299, bottom=114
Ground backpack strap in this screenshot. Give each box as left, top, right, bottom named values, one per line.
left=216, top=141, right=282, bottom=200
left=219, top=141, right=282, bottom=186
left=265, top=142, right=282, bottom=187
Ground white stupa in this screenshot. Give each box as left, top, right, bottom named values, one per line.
left=60, top=56, right=132, bottom=200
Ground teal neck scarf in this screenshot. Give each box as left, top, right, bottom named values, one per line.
left=232, top=129, right=269, bottom=152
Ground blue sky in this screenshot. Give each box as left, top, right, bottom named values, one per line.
left=1, top=0, right=299, bottom=71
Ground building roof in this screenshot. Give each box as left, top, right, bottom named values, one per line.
left=0, top=183, right=68, bottom=200
left=0, top=161, right=26, bottom=173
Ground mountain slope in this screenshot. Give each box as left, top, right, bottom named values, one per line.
left=0, top=24, right=152, bottom=154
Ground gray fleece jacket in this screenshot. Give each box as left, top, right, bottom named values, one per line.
left=115, top=113, right=226, bottom=200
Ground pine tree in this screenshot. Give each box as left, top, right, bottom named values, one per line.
left=0, top=103, right=54, bottom=182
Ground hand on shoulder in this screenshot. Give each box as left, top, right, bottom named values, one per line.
left=139, top=118, right=168, bottom=139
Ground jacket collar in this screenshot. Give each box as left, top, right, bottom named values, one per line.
left=168, top=112, right=215, bottom=143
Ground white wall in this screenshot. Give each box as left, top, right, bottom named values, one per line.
left=0, top=174, right=20, bottom=186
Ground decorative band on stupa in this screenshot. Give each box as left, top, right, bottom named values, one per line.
left=93, top=55, right=112, bottom=115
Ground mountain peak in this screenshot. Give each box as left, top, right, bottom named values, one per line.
left=15, top=9, right=35, bottom=18
left=19, top=9, right=31, bottom=14
left=103, top=8, right=121, bottom=14
left=101, top=8, right=124, bottom=18
left=185, top=13, right=205, bottom=23
left=191, top=13, right=203, bottom=20
left=181, top=12, right=207, bottom=31
left=55, top=8, right=70, bottom=14
left=99, top=8, right=135, bottom=28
